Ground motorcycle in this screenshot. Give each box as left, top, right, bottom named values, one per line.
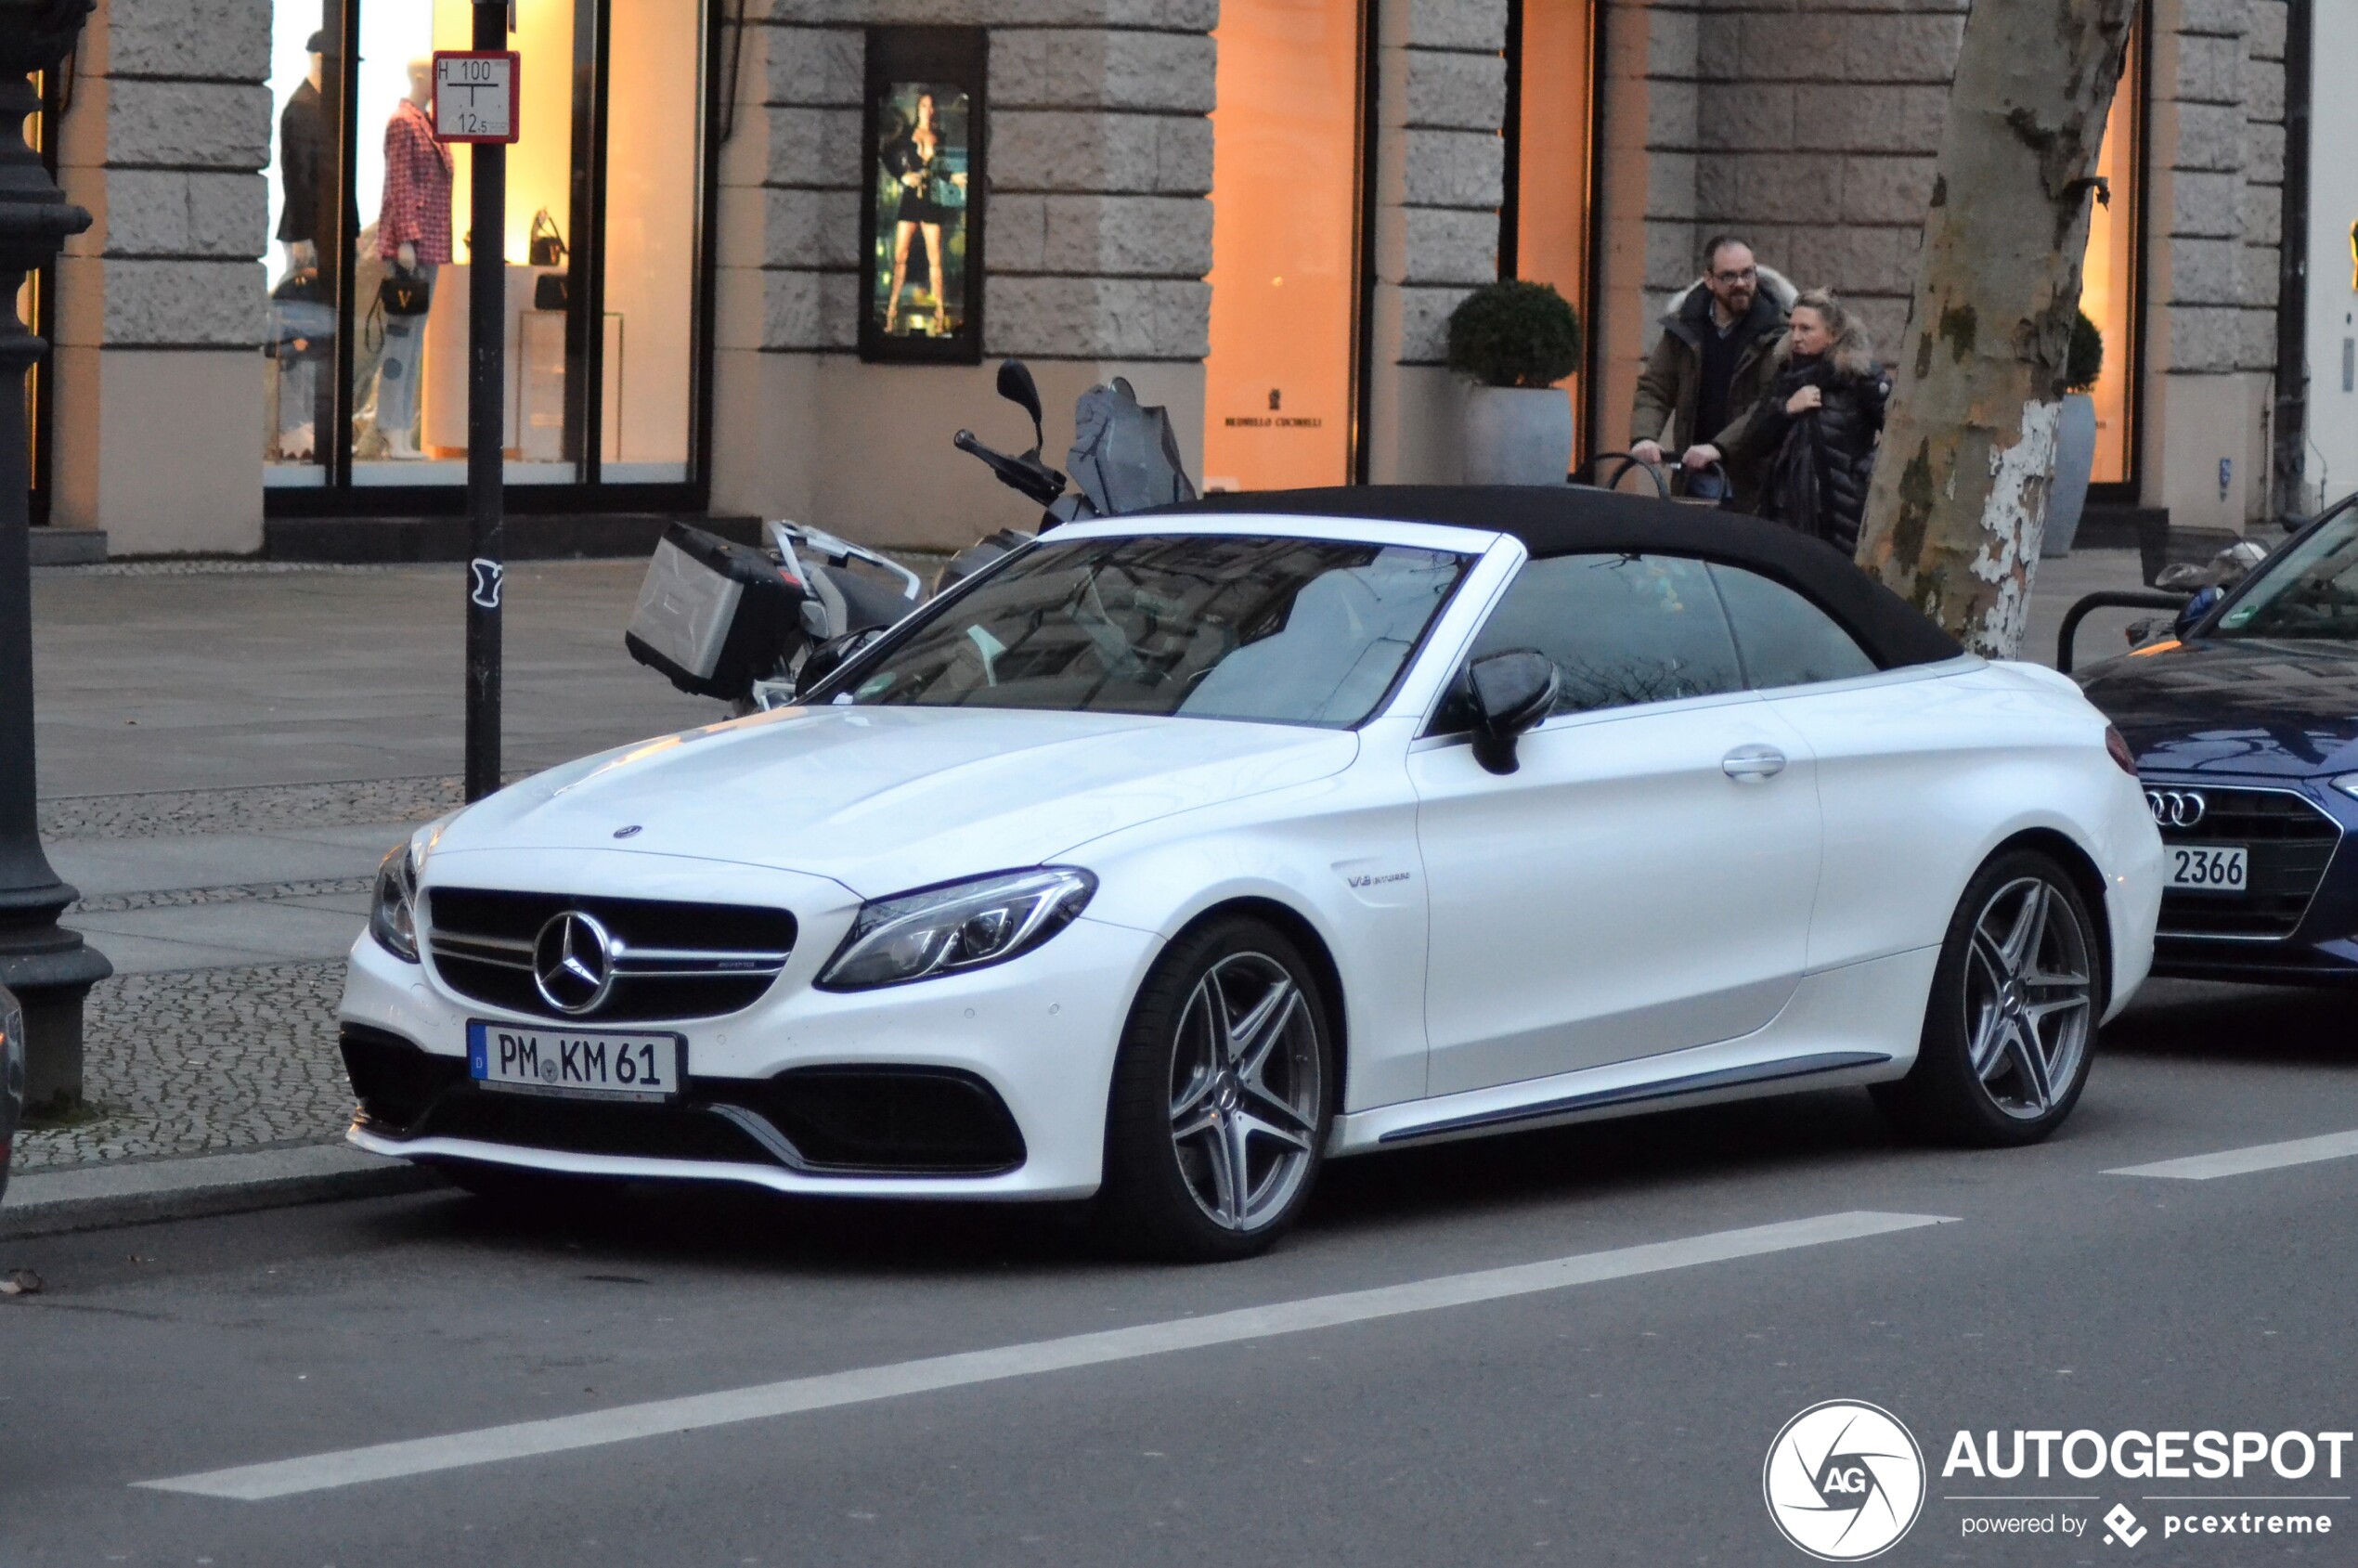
left=625, top=360, right=1194, bottom=713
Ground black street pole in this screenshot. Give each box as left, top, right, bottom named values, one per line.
left=463, top=0, right=506, bottom=803
left=0, top=0, right=110, bottom=1114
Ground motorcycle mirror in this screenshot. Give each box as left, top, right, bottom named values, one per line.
left=997, top=359, right=1045, bottom=456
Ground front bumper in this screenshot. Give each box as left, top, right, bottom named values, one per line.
left=337, top=910, right=1162, bottom=1199
left=2141, top=773, right=2358, bottom=983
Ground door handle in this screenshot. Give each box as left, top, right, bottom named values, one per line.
left=1721, top=744, right=1787, bottom=782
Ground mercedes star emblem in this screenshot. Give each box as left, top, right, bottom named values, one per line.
left=532, top=909, right=617, bottom=1016
left=2145, top=788, right=2208, bottom=830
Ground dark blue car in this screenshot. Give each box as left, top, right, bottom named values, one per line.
left=2077, top=503, right=2358, bottom=982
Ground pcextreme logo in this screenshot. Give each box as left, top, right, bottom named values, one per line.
left=1764, top=1400, right=1928, bottom=1562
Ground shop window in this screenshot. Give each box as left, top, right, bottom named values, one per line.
left=2079, top=16, right=2144, bottom=491
left=20, top=68, right=61, bottom=524
left=263, top=0, right=707, bottom=500
left=1201, top=0, right=1365, bottom=492
left=1503, top=0, right=1596, bottom=458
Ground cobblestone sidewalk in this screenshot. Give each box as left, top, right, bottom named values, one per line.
left=40, top=773, right=528, bottom=840
left=16, top=963, right=354, bottom=1171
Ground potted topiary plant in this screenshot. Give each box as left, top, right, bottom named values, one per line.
left=1446, top=281, right=1583, bottom=485
left=2043, top=309, right=2104, bottom=557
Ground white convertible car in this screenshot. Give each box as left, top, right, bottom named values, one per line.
left=341, top=488, right=2162, bottom=1259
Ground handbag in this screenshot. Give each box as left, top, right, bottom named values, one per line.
left=378, top=266, right=432, bottom=317
left=532, top=273, right=570, bottom=312
left=528, top=209, right=567, bottom=267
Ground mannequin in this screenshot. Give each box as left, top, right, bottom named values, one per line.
left=373, top=58, right=452, bottom=459
left=271, top=33, right=331, bottom=460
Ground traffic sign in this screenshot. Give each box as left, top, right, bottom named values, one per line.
left=432, top=50, right=520, bottom=144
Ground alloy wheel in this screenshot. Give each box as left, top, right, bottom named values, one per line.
left=1962, top=876, right=2093, bottom=1121
left=1167, top=952, right=1324, bottom=1231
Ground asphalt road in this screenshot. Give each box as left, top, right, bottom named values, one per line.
left=4, top=978, right=2354, bottom=1567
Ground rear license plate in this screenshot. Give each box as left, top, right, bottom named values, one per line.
left=466, top=1021, right=682, bottom=1102
left=2166, top=844, right=2248, bottom=893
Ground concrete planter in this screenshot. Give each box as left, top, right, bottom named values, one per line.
left=2043, top=393, right=2098, bottom=557
left=1463, top=385, right=1573, bottom=486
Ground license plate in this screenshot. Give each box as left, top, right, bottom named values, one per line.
left=2166, top=844, right=2248, bottom=893
left=466, top=1021, right=682, bottom=1102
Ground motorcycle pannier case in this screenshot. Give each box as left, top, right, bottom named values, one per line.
left=625, top=524, right=805, bottom=699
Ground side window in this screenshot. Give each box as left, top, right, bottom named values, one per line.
left=1448, top=553, right=1746, bottom=722
left=1708, top=565, right=1879, bottom=690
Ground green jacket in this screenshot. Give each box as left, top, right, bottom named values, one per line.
left=1628, top=271, right=1794, bottom=503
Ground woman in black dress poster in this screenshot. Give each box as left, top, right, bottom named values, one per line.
left=877, top=90, right=967, bottom=337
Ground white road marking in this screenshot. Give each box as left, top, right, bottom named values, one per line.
left=136, top=1209, right=1950, bottom=1502
left=2105, top=1130, right=2358, bottom=1182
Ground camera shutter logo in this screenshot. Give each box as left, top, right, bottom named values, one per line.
left=1763, top=1400, right=1925, bottom=1561
left=2145, top=788, right=2206, bottom=829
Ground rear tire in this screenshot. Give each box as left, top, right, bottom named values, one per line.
left=1872, top=849, right=2104, bottom=1147
left=1097, top=915, right=1334, bottom=1262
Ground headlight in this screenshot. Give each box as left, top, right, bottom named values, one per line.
left=369, top=843, right=421, bottom=962
left=2334, top=773, right=2358, bottom=800
left=817, top=867, right=1095, bottom=991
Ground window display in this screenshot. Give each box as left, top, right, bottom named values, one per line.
left=261, top=0, right=707, bottom=499
left=1508, top=0, right=1595, bottom=457
left=2079, top=22, right=2143, bottom=489
left=859, top=28, right=985, bottom=364
left=1201, top=0, right=1363, bottom=491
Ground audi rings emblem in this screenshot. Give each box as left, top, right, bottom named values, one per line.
left=2146, top=788, right=2208, bottom=830
left=533, top=910, right=617, bottom=1016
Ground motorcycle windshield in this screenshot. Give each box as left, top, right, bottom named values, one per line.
left=836, top=534, right=1469, bottom=728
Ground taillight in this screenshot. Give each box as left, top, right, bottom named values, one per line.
left=2105, top=725, right=2138, bottom=776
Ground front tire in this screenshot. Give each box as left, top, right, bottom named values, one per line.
left=1873, top=849, right=2104, bottom=1147
left=1098, top=916, right=1334, bottom=1261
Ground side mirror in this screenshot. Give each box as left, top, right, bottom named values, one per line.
left=794, top=627, right=885, bottom=700
left=2174, top=584, right=2222, bottom=637
left=997, top=358, right=1045, bottom=457
left=1465, top=650, right=1560, bottom=775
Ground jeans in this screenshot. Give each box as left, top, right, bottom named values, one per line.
left=374, top=263, right=436, bottom=451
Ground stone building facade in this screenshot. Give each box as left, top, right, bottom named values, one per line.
left=23, top=0, right=2309, bottom=557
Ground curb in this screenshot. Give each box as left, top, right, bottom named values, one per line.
left=0, top=1141, right=444, bottom=1240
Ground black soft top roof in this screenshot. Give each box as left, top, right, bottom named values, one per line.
left=1157, top=484, right=1963, bottom=670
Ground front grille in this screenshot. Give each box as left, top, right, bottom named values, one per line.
left=2152, top=784, right=2342, bottom=940
left=345, top=1031, right=1026, bottom=1177
left=423, top=887, right=796, bottom=1022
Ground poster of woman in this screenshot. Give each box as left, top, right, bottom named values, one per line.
left=859, top=30, right=985, bottom=363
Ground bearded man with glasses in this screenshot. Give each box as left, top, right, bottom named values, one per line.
left=1629, top=235, right=1796, bottom=511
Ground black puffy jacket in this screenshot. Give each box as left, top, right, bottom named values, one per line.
left=1735, top=351, right=1891, bottom=554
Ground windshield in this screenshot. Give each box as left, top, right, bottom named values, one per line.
left=841, top=534, right=1468, bottom=726
left=2215, top=514, right=2358, bottom=640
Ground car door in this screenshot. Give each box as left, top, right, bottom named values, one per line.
left=1706, top=562, right=1971, bottom=972
left=1409, top=551, right=1824, bottom=1097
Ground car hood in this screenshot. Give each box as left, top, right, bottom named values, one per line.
left=2076, top=637, right=2358, bottom=778
left=427, top=705, right=1360, bottom=897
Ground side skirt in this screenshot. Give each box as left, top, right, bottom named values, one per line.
left=1371, top=1051, right=1892, bottom=1147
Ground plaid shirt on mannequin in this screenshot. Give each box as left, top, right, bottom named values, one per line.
left=378, top=98, right=454, bottom=263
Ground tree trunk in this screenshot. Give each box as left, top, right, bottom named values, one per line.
left=1853, top=0, right=2138, bottom=656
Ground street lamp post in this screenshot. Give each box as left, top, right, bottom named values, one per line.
left=0, top=0, right=111, bottom=1113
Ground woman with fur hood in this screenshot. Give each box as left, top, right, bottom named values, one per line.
left=1731, top=290, right=1892, bottom=554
